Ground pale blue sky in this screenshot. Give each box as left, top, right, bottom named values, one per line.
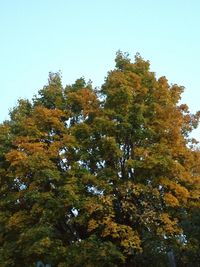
left=0, top=0, right=199, bottom=138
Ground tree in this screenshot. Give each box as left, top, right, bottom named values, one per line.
left=0, top=53, right=199, bottom=267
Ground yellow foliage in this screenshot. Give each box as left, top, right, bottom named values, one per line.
left=164, top=192, right=179, bottom=207
left=88, top=219, right=99, bottom=232
left=101, top=217, right=142, bottom=252
left=85, top=201, right=103, bottom=214
left=6, top=150, right=27, bottom=166
left=157, top=213, right=180, bottom=235
left=170, top=183, right=189, bottom=202
left=20, top=142, right=46, bottom=154
left=33, top=106, right=65, bottom=131
left=160, top=178, right=190, bottom=203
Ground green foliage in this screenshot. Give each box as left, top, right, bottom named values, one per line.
left=0, top=53, right=200, bottom=266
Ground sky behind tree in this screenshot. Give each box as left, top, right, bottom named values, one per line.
left=0, top=0, right=199, bottom=138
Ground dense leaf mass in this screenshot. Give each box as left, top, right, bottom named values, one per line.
left=0, top=53, right=200, bottom=267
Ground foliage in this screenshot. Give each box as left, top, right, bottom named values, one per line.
left=0, top=53, right=200, bottom=266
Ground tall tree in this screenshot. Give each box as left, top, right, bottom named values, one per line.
left=0, top=54, right=199, bottom=267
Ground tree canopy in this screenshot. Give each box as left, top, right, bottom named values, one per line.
left=0, top=52, right=200, bottom=267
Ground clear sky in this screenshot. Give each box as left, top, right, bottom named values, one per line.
left=0, top=0, right=199, bottom=139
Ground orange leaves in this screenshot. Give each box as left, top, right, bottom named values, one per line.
left=119, top=227, right=141, bottom=252
left=157, top=213, right=180, bottom=236
left=88, top=215, right=142, bottom=253
left=86, top=190, right=143, bottom=254
left=6, top=150, right=27, bottom=167
left=88, top=218, right=99, bottom=232
left=19, top=142, right=46, bottom=154
left=101, top=217, right=121, bottom=238
left=168, top=182, right=189, bottom=203
left=33, top=106, right=65, bottom=131
left=79, top=88, right=99, bottom=115
left=85, top=199, right=104, bottom=215
left=160, top=178, right=190, bottom=204
left=20, top=117, right=43, bottom=137
left=1, top=55, right=200, bottom=266
left=90, top=216, right=142, bottom=253
left=164, top=192, right=180, bottom=207
left=47, top=141, right=61, bottom=158
left=67, top=88, right=99, bottom=117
